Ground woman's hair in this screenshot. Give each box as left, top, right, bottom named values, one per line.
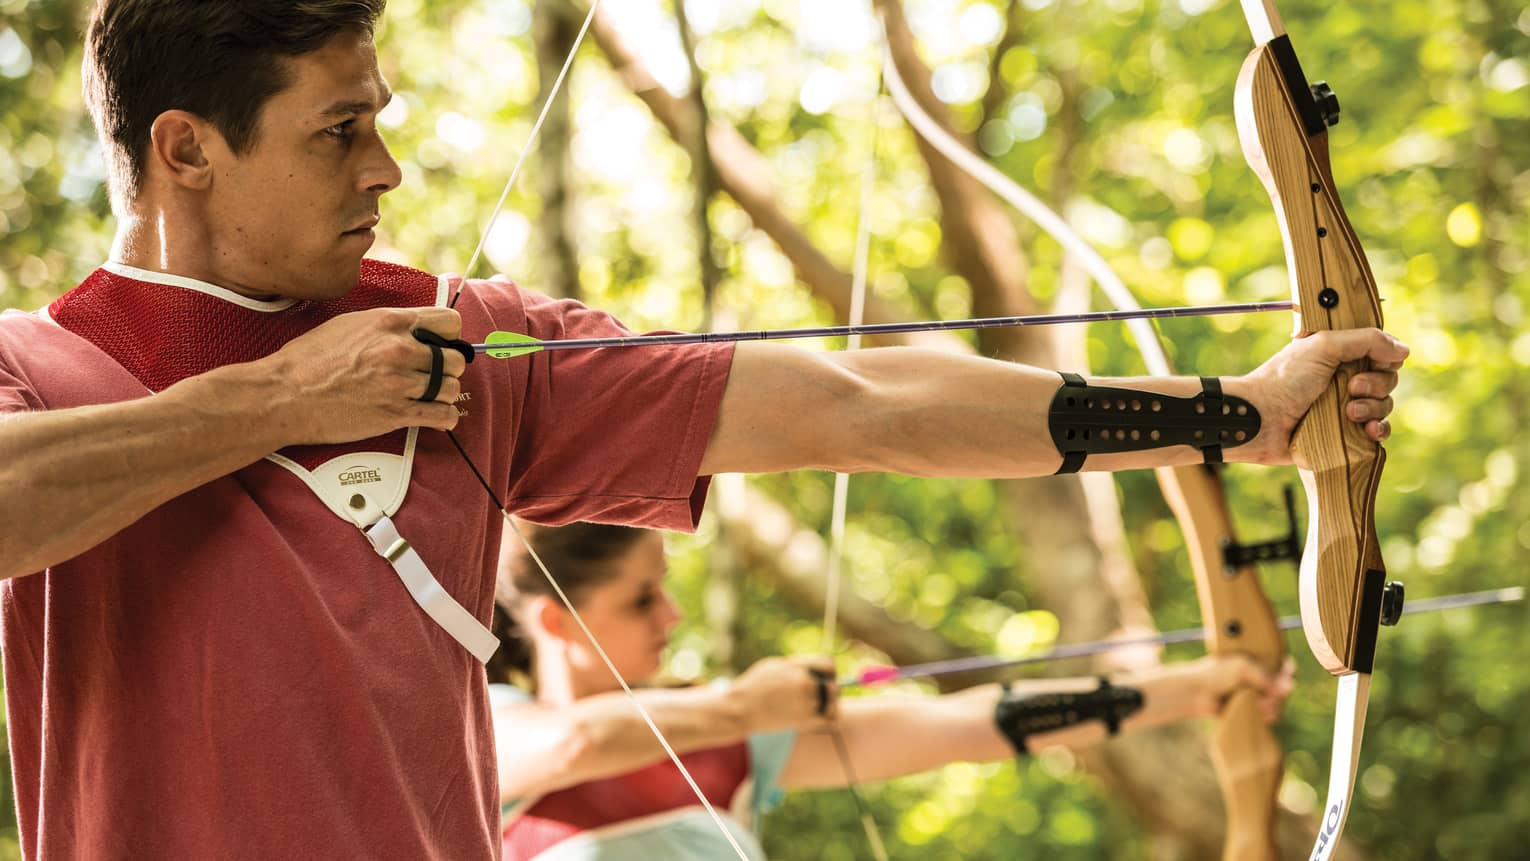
left=488, top=521, right=650, bottom=685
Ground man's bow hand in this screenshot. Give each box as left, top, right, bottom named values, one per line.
left=1229, top=328, right=1409, bottom=466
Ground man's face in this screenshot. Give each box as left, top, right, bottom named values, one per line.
left=203, top=30, right=401, bottom=300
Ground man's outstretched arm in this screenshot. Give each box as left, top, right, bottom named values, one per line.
left=699, top=329, right=1406, bottom=478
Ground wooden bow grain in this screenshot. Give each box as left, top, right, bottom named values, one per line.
left=1235, top=2, right=1393, bottom=857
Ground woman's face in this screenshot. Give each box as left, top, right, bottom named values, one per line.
left=570, top=533, right=682, bottom=682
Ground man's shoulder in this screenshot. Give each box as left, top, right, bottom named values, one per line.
left=345, top=260, right=544, bottom=317
left=0, top=307, right=45, bottom=326
left=449, top=275, right=595, bottom=336
left=0, top=308, right=61, bottom=346
left=453, top=274, right=543, bottom=315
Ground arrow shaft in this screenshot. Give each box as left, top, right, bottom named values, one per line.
left=475, top=300, right=1294, bottom=354
left=843, top=587, right=1523, bottom=687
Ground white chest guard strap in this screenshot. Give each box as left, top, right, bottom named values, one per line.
left=267, top=448, right=500, bottom=665
left=364, top=514, right=499, bottom=663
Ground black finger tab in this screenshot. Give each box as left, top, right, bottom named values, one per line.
left=417, top=338, right=444, bottom=403
left=808, top=667, right=832, bottom=717
left=413, top=328, right=475, bottom=365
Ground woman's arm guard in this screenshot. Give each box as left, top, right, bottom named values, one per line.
left=994, top=677, right=1145, bottom=755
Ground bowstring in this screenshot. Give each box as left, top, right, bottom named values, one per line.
left=506, top=516, right=752, bottom=859
left=441, top=2, right=750, bottom=857
left=880, top=36, right=1175, bottom=377
left=821, top=61, right=878, bottom=656
left=448, top=0, right=600, bottom=308
left=820, top=29, right=891, bottom=861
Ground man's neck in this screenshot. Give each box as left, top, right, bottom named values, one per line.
left=111, top=211, right=281, bottom=301
left=111, top=212, right=168, bottom=272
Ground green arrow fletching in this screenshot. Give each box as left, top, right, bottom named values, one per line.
left=483, top=331, right=545, bottom=359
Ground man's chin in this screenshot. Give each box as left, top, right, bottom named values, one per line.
left=308, top=252, right=366, bottom=299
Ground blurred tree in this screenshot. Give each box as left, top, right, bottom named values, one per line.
left=2, top=1, right=1527, bottom=859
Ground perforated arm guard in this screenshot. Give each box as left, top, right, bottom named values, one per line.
left=994, top=677, right=1145, bottom=756
left=1049, top=372, right=1260, bottom=474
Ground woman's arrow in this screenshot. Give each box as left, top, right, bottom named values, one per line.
left=841, top=587, right=1523, bottom=688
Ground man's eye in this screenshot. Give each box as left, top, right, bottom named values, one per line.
left=324, top=120, right=355, bottom=139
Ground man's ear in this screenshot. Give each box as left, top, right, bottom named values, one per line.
left=147, top=110, right=216, bottom=190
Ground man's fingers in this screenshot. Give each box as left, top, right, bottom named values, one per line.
left=406, top=316, right=468, bottom=407
left=1275, top=659, right=1297, bottom=695
left=410, top=373, right=462, bottom=405
left=1346, top=395, right=1394, bottom=423
left=1258, top=660, right=1297, bottom=721
left=408, top=335, right=468, bottom=377
left=414, top=307, right=464, bottom=340
left=439, top=351, right=467, bottom=379
left=1229, top=656, right=1275, bottom=695
left=412, top=402, right=461, bottom=431
left=1348, top=369, right=1399, bottom=398
left=1317, top=328, right=1410, bottom=367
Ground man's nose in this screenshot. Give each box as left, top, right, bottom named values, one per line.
left=359, top=130, right=403, bottom=194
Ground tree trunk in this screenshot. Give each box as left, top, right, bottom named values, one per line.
left=532, top=0, right=580, bottom=299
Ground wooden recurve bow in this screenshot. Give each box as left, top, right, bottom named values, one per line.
left=1234, top=2, right=1404, bottom=858
left=882, top=15, right=1296, bottom=856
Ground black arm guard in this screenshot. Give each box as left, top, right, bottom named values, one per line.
left=1049, top=372, right=1261, bottom=474
left=994, top=677, right=1145, bottom=756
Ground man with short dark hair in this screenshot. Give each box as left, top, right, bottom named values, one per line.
left=0, top=1, right=1406, bottom=857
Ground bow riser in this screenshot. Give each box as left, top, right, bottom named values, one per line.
left=1233, top=15, right=1394, bottom=858
left=1234, top=40, right=1387, bottom=678
left=1158, top=465, right=1284, bottom=860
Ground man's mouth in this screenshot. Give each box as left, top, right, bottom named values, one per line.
left=343, top=215, right=381, bottom=237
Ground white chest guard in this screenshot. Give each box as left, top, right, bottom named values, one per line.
left=45, top=260, right=498, bottom=663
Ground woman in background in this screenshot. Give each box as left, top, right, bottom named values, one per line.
left=488, top=522, right=1291, bottom=861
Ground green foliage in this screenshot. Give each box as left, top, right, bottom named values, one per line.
left=3, top=0, right=1528, bottom=858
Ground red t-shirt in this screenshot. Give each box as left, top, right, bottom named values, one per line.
left=0, top=261, right=734, bottom=860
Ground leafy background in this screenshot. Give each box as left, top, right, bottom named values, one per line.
left=1, top=0, right=1527, bottom=858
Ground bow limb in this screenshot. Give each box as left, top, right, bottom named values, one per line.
left=1158, top=469, right=1286, bottom=860
left=880, top=23, right=1285, bottom=859
left=1234, top=2, right=1394, bottom=858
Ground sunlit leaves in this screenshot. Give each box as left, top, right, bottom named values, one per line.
left=3, top=0, right=1529, bottom=858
